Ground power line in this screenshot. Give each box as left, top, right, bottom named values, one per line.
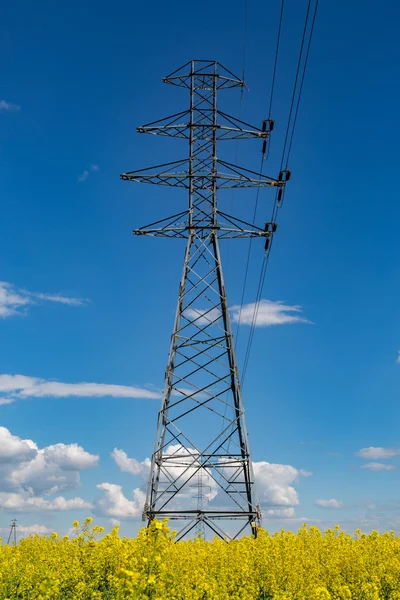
left=279, top=0, right=314, bottom=170
left=268, top=0, right=285, bottom=119
left=284, top=0, right=319, bottom=170
left=234, top=158, right=263, bottom=351
left=241, top=0, right=319, bottom=386
left=224, top=0, right=250, bottom=280
left=242, top=0, right=249, bottom=77
left=234, top=0, right=285, bottom=350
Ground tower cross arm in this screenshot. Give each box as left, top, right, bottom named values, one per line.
left=136, top=110, right=274, bottom=141
left=120, top=159, right=286, bottom=189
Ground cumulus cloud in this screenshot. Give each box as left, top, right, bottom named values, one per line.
left=111, top=445, right=308, bottom=519
left=183, top=307, right=222, bottom=327
left=183, top=300, right=310, bottom=329
left=3, top=441, right=99, bottom=497
left=111, top=448, right=150, bottom=477
left=0, top=524, right=51, bottom=539
left=93, top=484, right=145, bottom=519
left=0, top=426, right=37, bottom=463
left=0, top=492, right=91, bottom=512
left=230, top=299, right=311, bottom=327
left=113, top=444, right=218, bottom=510
left=356, top=447, right=400, bottom=460
left=0, top=524, right=51, bottom=536
left=315, top=499, right=344, bottom=509
left=361, top=462, right=396, bottom=471
left=253, top=461, right=308, bottom=507
left=78, top=164, right=100, bottom=182
left=0, top=100, right=20, bottom=112
left=43, top=443, right=99, bottom=471
left=0, top=281, right=88, bottom=318
left=0, top=426, right=97, bottom=515
left=0, top=373, right=161, bottom=405
left=264, top=507, right=295, bottom=518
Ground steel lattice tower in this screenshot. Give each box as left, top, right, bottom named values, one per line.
left=121, top=60, right=288, bottom=540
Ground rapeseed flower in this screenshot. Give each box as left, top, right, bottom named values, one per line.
left=1, top=518, right=400, bottom=599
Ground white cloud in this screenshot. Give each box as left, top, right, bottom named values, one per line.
left=356, top=447, right=400, bottom=460
left=78, top=164, right=100, bottom=182
left=0, top=426, right=37, bottom=463
left=0, top=492, right=91, bottom=512
left=315, top=499, right=344, bottom=509
left=361, top=462, right=396, bottom=471
left=0, top=426, right=98, bottom=503
left=20, top=524, right=51, bottom=534
left=7, top=452, right=82, bottom=495
left=264, top=507, right=295, bottom=518
left=0, top=428, right=94, bottom=515
left=0, top=373, right=161, bottom=405
left=113, top=444, right=218, bottom=507
left=78, top=170, right=89, bottom=182
left=183, top=307, right=222, bottom=327
left=93, top=483, right=145, bottom=519
left=0, top=397, right=17, bottom=405
left=34, top=293, right=86, bottom=306
left=0, top=524, right=51, bottom=536
left=111, top=448, right=150, bottom=477
left=111, top=446, right=308, bottom=518
left=0, top=282, right=30, bottom=318
left=0, top=100, right=20, bottom=112
left=253, top=461, right=308, bottom=507
left=299, top=469, right=313, bottom=477
left=156, top=444, right=219, bottom=503
left=0, top=281, right=87, bottom=318
left=43, top=444, right=99, bottom=471
left=230, top=299, right=311, bottom=327
left=184, top=300, right=311, bottom=329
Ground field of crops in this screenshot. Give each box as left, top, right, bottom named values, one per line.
left=2, top=518, right=400, bottom=599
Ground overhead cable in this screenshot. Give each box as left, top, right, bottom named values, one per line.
left=241, top=0, right=319, bottom=387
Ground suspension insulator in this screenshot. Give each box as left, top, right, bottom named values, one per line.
left=262, top=139, right=267, bottom=155
left=272, top=223, right=277, bottom=232
left=285, top=170, right=292, bottom=181
left=262, top=120, right=268, bottom=132
left=269, top=119, right=275, bottom=131
left=278, top=188, right=283, bottom=202
left=278, top=170, right=284, bottom=181
left=264, top=237, right=270, bottom=251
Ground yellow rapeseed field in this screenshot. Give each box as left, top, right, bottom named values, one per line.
left=2, top=517, right=400, bottom=599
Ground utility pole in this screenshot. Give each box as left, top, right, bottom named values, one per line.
left=121, top=60, right=289, bottom=540
left=7, top=519, right=17, bottom=545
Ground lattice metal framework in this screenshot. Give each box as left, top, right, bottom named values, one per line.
left=121, top=60, right=288, bottom=540
left=7, top=519, right=17, bottom=545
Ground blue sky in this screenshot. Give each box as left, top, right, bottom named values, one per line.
left=1, top=0, right=400, bottom=539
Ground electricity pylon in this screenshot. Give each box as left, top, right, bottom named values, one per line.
left=7, top=519, right=17, bottom=545
left=121, top=60, right=288, bottom=540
